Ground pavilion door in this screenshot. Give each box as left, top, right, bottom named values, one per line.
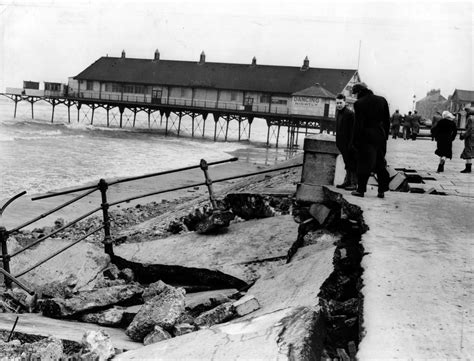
left=324, top=103, right=330, bottom=117
left=244, top=97, right=254, bottom=111
left=152, top=88, right=162, bottom=104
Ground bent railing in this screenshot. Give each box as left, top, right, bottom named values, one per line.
left=0, top=158, right=302, bottom=292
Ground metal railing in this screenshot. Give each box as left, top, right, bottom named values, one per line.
left=0, top=157, right=302, bottom=293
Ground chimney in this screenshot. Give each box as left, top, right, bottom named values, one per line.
left=121, top=50, right=126, bottom=58
left=251, top=56, right=257, bottom=66
left=199, top=51, right=206, bottom=64
left=301, top=56, right=309, bottom=71
left=154, top=49, right=160, bottom=61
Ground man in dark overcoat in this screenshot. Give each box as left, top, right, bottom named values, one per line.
left=350, top=82, right=391, bottom=198
left=390, top=109, right=402, bottom=139
left=335, top=93, right=357, bottom=190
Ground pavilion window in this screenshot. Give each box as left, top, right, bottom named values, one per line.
left=86, top=81, right=93, bottom=91
left=124, top=84, right=134, bottom=93
left=135, top=85, right=144, bottom=94
left=260, top=94, right=271, bottom=103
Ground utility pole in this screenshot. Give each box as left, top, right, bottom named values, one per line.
left=412, top=94, right=416, bottom=111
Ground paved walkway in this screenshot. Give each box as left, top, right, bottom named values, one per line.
left=337, top=136, right=473, bottom=359
left=386, top=137, right=473, bottom=197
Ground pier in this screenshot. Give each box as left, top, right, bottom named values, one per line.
left=1, top=90, right=336, bottom=148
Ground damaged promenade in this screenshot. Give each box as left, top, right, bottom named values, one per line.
left=0, top=136, right=472, bottom=360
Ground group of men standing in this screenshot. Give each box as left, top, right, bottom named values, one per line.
left=390, top=110, right=422, bottom=140
left=335, top=82, right=391, bottom=198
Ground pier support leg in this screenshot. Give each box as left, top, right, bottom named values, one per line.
left=91, top=105, right=95, bottom=125
left=202, top=116, right=206, bottom=137
left=191, top=113, right=195, bottom=138
left=214, top=119, right=218, bottom=141
left=266, top=124, right=270, bottom=146
left=106, top=107, right=110, bottom=127
left=77, top=104, right=81, bottom=123
left=225, top=114, right=230, bottom=141
left=178, top=112, right=182, bottom=136
left=67, top=102, right=71, bottom=123
left=165, top=115, right=169, bottom=135
left=248, top=121, right=252, bottom=140
left=147, top=110, right=151, bottom=128
left=13, top=97, right=18, bottom=118
left=133, top=109, right=137, bottom=127
left=119, top=107, right=124, bottom=128
left=238, top=117, right=241, bottom=141
left=30, top=100, right=34, bottom=119
left=276, top=123, right=281, bottom=148
left=51, top=101, right=56, bottom=123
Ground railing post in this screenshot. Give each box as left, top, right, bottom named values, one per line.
left=199, top=159, right=218, bottom=209
left=0, top=227, right=12, bottom=289
left=99, top=179, right=113, bottom=255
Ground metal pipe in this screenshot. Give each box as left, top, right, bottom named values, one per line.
left=0, top=191, right=27, bottom=216
left=31, top=184, right=98, bottom=201
left=31, top=158, right=238, bottom=202
left=0, top=268, right=34, bottom=295
left=9, top=206, right=101, bottom=257
left=0, top=227, right=11, bottom=289
left=99, top=179, right=113, bottom=255
left=107, top=163, right=302, bottom=208
left=13, top=187, right=98, bottom=231
left=15, top=225, right=103, bottom=279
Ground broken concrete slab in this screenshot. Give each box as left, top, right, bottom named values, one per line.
left=233, top=294, right=260, bottom=317
left=40, top=284, right=143, bottom=318
left=309, top=203, right=332, bottom=225
left=173, top=322, right=197, bottom=336
left=143, top=326, right=172, bottom=346
left=9, top=239, right=110, bottom=293
left=185, top=289, right=237, bottom=316
left=194, top=302, right=235, bottom=328
left=115, top=307, right=324, bottom=360
left=245, top=239, right=337, bottom=318
left=125, top=285, right=185, bottom=341
left=81, top=330, right=115, bottom=361
left=80, top=306, right=126, bottom=327
left=114, top=215, right=299, bottom=285
left=0, top=312, right=142, bottom=351
left=0, top=336, right=63, bottom=360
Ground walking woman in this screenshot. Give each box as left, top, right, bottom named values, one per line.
left=459, top=107, right=473, bottom=173
left=431, top=111, right=458, bottom=172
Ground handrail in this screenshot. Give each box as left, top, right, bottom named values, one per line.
left=107, top=163, right=303, bottom=208
left=10, top=187, right=99, bottom=233
left=32, top=157, right=238, bottom=200
left=0, top=268, right=34, bottom=295
left=9, top=206, right=101, bottom=257
left=0, top=191, right=27, bottom=216
left=14, top=225, right=104, bottom=278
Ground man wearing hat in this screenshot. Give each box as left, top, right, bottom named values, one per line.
left=350, top=82, right=391, bottom=198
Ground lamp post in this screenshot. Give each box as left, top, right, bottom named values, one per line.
left=412, top=94, right=416, bottom=112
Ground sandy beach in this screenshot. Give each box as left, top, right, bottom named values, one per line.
left=0, top=146, right=302, bottom=231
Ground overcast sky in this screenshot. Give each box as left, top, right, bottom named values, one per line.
left=0, top=0, right=472, bottom=113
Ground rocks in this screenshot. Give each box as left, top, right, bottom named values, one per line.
left=81, top=330, right=115, bottom=361
left=194, top=302, right=235, bottom=327
left=0, top=336, right=63, bottom=360
left=185, top=289, right=237, bottom=317
left=143, top=326, right=172, bottom=345
left=40, top=284, right=143, bottom=318
left=125, top=284, right=186, bottom=341
left=224, top=193, right=276, bottom=220
left=195, top=210, right=235, bottom=234
left=173, top=322, right=197, bottom=336
left=81, top=306, right=126, bottom=327
left=232, top=294, right=260, bottom=317
left=142, top=280, right=169, bottom=302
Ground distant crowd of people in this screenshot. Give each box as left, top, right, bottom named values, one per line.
left=334, top=84, right=472, bottom=199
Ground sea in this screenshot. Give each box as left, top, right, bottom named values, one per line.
left=0, top=97, right=300, bottom=201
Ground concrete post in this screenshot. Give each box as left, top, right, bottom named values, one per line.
left=296, top=135, right=339, bottom=203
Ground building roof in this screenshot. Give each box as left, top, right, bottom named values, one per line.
left=74, top=56, right=357, bottom=95
left=291, top=84, right=335, bottom=98
left=453, top=89, right=474, bottom=102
